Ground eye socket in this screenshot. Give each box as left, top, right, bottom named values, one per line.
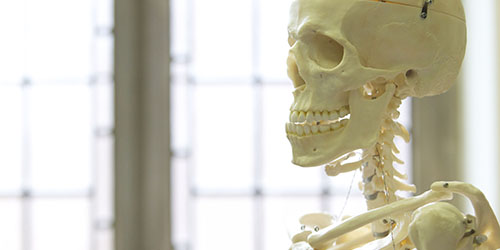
left=305, top=33, right=344, bottom=69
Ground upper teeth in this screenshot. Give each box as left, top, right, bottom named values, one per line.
left=286, top=106, right=350, bottom=136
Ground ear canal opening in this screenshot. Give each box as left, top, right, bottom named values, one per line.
left=405, top=69, right=418, bottom=85
left=406, top=69, right=417, bottom=78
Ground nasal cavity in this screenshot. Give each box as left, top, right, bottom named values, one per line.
left=308, top=34, right=344, bottom=69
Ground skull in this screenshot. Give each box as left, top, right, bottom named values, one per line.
left=286, top=0, right=466, bottom=167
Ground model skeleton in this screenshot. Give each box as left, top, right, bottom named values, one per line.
left=285, top=0, right=500, bottom=249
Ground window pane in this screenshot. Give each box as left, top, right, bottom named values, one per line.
left=192, top=0, right=253, bottom=81
left=172, top=157, right=190, bottom=247
left=28, top=84, right=92, bottom=192
left=93, top=81, right=114, bottom=130
left=258, top=0, right=293, bottom=82
left=0, top=199, right=22, bottom=250
left=95, top=0, right=114, bottom=29
left=328, top=195, right=367, bottom=217
left=171, top=0, right=189, bottom=58
left=94, top=36, right=114, bottom=74
left=0, top=1, right=24, bottom=83
left=262, top=85, right=322, bottom=192
left=194, top=197, right=254, bottom=250
left=171, top=64, right=190, bottom=151
left=0, top=86, right=23, bottom=192
left=171, top=1, right=416, bottom=250
left=31, top=198, right=90, bottom=250
left=328, top=170, right=361, bottom=193
left=263, top=197, right=322, bottom=250
left=463, top=0, right=498, bottom=205
left=25, top=0, right=92, bottom=81
left=95, top=229, right=114, bottom=250
left=193, top=84, right=254, bottom=190
left=95, top=135, right=114, bottom=221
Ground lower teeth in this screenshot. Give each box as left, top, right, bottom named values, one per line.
left=287, top=119, right=348, bottom=136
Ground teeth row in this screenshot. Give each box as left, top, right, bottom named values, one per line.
left=286, top=118, right=348, bottom=136
left=289, top=106, right=350, bottom=124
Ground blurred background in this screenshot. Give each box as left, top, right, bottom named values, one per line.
left=0, top=0, right=498, bottom=250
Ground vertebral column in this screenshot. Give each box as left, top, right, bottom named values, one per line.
left=361, top=97, right=416, bottom=237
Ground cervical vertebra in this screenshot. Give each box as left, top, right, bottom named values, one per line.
left=284, top=0, right=485, bottom=249
left=286, top=0, right=466, bottom=167
left=359, top=94, right=416, bottom=238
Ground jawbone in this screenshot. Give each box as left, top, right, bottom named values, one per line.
left=287, top=84, right=396, bottom=167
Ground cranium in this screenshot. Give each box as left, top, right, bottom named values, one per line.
left=286, top=0, right=466, bottom=167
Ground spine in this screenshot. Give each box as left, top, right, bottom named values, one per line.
left=360, top=97, right=416, bottom=238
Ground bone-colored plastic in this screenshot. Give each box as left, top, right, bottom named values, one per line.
left=368, top=0, right=465, bottom=21
left=289, top=241, right=314, bottom=250
left=287, top=182, right=500, bottom=249
left=307, top=190, right=452, bottom=249
left=431, top=182, right=500, bottom=250
left=286, top=0, right=466, bottom=167
left=284, top=0, right=500, bottom=249
left=409, top=202, right=468, bottom=250
left=287, top=212, right=334, bottom=243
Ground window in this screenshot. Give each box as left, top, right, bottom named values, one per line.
left=0, top=0, right=114, bottom=249
left=462, top=0, right=499, bottom=212
left=170, top=1, right=413, bottom=249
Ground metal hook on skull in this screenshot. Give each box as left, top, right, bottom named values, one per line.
left=421, top=0, right=433, bottom=19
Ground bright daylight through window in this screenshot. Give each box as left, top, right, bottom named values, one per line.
left=0, top=0, right=114, bottom=249
left=170, top=0, right=412, bottom=249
